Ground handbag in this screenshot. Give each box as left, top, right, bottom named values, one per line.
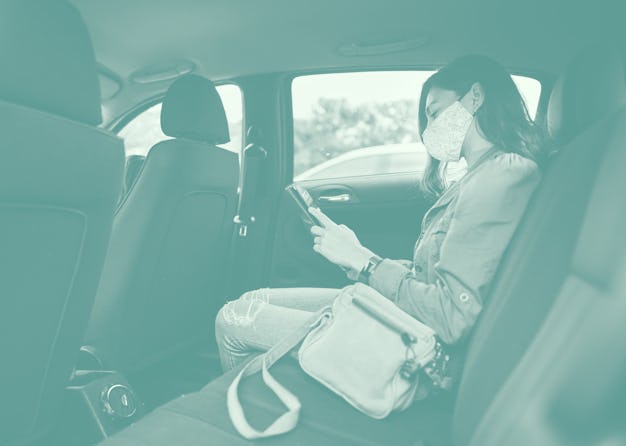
left=227, top=283, right=446, bottom=439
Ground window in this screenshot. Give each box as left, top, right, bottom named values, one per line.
left=119, top=84, right=243, bottom=156
left=292, top=71, right=541, bottom=182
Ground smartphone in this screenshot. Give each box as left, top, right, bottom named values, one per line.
left=285, top=184, right=320, bottom=227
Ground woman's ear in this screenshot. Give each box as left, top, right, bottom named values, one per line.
left=461, top=82, right=485, bottom=115
left=469, top=82, right=485, bottom=114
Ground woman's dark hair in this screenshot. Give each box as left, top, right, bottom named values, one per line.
left=418, top=55, right=546, bottom=198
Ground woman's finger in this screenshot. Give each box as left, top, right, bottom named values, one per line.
left=310, top=225, right=324, bottom=235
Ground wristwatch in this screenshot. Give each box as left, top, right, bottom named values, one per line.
left=358, top=255, right=383, bottom=283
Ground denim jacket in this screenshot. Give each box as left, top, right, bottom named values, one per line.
left=368, top=151, right=541, bottom=345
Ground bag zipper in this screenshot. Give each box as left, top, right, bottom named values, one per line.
left=352, top=296, right=433, bottom=344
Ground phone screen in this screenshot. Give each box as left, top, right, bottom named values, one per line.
left=285, top=184, right=319, bottom=227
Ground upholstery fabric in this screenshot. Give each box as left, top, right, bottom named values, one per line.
left=0, top=0, right=102, bottom=125
left=546, top=44, right=626, bottom=144
left=453, top=46, right=626, bottom=445
left=160, top=74, right=230, bottom=144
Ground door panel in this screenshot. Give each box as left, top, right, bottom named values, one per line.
left=275, top=69, right=543, bottom=289
left=268, top=172, right=432, bottom=288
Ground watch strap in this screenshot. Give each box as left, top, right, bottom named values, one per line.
left=358, top=255, right=383, bottom=283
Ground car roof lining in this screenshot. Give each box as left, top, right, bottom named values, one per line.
left=68, top=0, right=623, bottom=125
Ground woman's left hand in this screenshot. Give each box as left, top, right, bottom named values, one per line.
left=309, top=207, right=376, bottom=279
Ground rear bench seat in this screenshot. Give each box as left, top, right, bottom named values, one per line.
left=98, top=45, right=626, bottom=446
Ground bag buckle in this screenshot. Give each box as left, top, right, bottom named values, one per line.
left=401, top=332, right=417, bottom=346
left=399, top=332, right=420, bottom=382
left=400, top=358, right=420, bottom=381
left=423, top=342, right=453, bottom=390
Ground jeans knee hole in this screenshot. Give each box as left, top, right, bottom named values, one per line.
left=220, top=298, right=267, bottom=327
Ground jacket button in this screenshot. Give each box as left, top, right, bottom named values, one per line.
left=459, top=292, right=470, bottom=303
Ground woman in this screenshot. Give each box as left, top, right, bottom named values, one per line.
left=215, top=55, right=544, bottom=376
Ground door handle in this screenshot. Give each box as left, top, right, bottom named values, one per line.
left=317, top=193, right=352, bottom=203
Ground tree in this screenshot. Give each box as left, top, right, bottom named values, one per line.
left=293, top=98, right=419, bottom=175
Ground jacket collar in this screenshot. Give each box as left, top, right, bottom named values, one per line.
left=421, top=147, right=503, bottom=227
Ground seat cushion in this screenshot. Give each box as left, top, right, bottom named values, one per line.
left=100, top=358, right=454, bottom=446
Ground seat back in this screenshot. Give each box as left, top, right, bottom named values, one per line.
left=468, top=104, right=626, bottom=446
left=452, top=46, right=626, bottom=446
left=122, top=154, right=146, bottom=198
left=84, top=75, right=239, bottom=373
left=0, top=1, right=124, bottom=444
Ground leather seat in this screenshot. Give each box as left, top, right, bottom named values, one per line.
left=97, top=46, right=625, bottom=446
left=452, top=45, right=626, bottom=446
left=467, top=102, right=626, bottom=446
left=0, top=1, right=125, bottom=445
left=84, top=74, right=239, bottom=375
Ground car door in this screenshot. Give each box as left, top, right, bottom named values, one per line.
left=270, top=171, right=433, bottom=289
left=266, top=71, right=434, bottom=289
left=266, top=70, right=543, bottom=289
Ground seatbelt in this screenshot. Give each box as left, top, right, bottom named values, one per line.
left=226, top=127, right=267, bottom=294
left=233, top=126, right=267, bottom=237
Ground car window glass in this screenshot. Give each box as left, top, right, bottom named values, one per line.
left=292, top=71, right=541, bottom=182
left=119, top=84, right=243, bottom=156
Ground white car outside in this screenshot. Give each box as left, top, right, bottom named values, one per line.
left=295, top=142, right=467, bottom=182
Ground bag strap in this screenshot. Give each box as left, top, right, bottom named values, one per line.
left=227, top=309, right=329, bottom=439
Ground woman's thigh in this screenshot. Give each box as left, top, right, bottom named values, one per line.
left=217, top=288, right=340, bottom=352
left=238, top=287, right=342, bottom=312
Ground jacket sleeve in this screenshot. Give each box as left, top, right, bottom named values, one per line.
left=367, top=155, right=541, bottom=344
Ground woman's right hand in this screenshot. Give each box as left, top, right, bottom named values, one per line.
left=309, top=207, right=375, bottom=277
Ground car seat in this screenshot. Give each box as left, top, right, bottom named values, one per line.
left=0, top=0, right=125, bottom=444
left=84, top=74, right=239, bottom=376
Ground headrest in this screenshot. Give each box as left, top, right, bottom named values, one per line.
left=547, top=45, right=626, bottom=144
left=160, top=74, right=230, bottom=145
left=0, top=0, right=102, bottom=125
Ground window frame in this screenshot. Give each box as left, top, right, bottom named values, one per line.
left=284, top=66, right=550, bottom=182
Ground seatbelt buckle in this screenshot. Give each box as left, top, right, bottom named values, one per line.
left=233, top=215, right=255, bottom=238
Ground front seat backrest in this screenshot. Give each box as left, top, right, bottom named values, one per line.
left=84, top=74, right=239, bottom=374
left=0, top=0, right=124, bottom=444
left=453, top=45, right=626, bottom=446
left=122, top=154, right=146, bottom=199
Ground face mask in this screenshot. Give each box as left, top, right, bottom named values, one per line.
left=422, top=101, right=474, bottom=162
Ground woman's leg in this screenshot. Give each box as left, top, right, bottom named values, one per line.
left=215, top=287, right=341, bottom=371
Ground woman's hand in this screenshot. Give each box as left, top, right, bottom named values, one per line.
left=309, top=207, right=376, bottom=279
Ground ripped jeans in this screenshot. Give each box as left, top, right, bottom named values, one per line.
left=215, top=287, right=341, bottom=372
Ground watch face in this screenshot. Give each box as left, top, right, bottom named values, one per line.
left=366, top=256, right=382, bottom=274
left=359, top=256, right=381, bottom=283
